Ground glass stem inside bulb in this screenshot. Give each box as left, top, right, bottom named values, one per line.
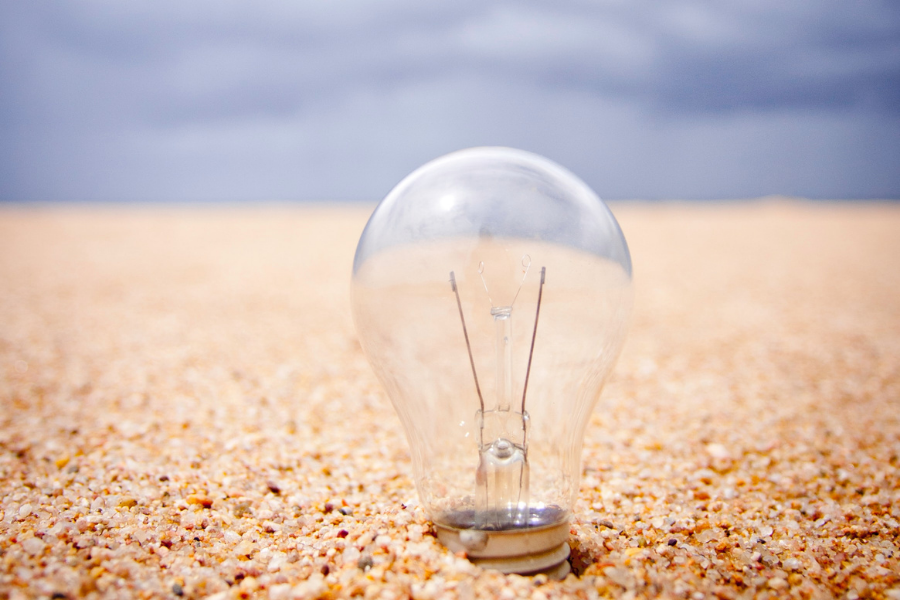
left=492, top=306, right=513, bottom=412
left=476, top=433, right=529, bottom=529
left=475, top=305, right=529, bottom=529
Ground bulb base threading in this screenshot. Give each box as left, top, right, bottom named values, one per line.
left=462, top=540, right=570, bottom=578
left=433, top=508, right=571, bottom=577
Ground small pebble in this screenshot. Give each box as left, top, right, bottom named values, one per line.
left=768, top=577, right=787, bottom=590
left=343, top=547, right=361, bottom=564
left=667, top=538, right=678, bottom=546
left=358, top=555, right=374, bottom=571
left=705, top=443, right=731, bottom=460
left=21, top=537, right=45, bottom=556
left=172, top=583, right=184, bottom=596
left=186, top=495, right=212, bottom=509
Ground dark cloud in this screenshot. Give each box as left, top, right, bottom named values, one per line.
left=1, top=1, right=898, bottom=201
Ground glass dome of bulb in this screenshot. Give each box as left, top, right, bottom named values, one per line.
left=351, top=147, right=632, bottom=576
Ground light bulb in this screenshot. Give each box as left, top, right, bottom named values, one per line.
left=351, top=147, right=632, bottom=577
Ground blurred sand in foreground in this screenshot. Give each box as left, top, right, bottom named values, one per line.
left=1, top=201, right=899, bottom=599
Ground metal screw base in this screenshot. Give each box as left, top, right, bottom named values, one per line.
left=467, top=542, right=570, bottom=578
left=434, top=514, right=571, bottom=577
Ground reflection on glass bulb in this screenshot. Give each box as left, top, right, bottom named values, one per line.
left=351, top=147, right=632, bottom=576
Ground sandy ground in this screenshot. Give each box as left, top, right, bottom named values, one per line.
left=1, top=201, right=898, bottom=599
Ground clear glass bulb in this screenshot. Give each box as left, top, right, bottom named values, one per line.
left=351, top=147, right=632, bottom=576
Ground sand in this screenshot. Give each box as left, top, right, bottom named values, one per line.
left=1, top=201, right=898, bottom=599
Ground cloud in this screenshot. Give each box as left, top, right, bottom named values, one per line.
left=1, top=0, right=898, bottom=200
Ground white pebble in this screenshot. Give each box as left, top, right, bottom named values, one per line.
left=342, top=546, right=360, bottom=564
left=21, top=537, right=45, bottom=556
left=407, top=524, right=423, bottom=542
left=223, top=530, right=241, bottom=543
left=411, top=580, right=441, bottom=600
left=17, top=505, right=32, bottom=520
left=132, top=529, right=150, bottom=544
left=268, top=584, right=293, bottom=600
left=234, top=540, right=254, bottom=556
left=294, top=574, right=326, bottom=600
left=705, top=443, right=731, bottom=460
left=268, top=552, right=287, bottom=573
left=768, top=577, right=787, bottom=590
left=783, top=557, right=801, bottom=570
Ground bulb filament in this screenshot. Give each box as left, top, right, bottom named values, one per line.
left=477, top=254, right=532, bottom=309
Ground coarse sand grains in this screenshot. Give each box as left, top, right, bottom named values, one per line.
left=1, top=201, right=899, bottom=599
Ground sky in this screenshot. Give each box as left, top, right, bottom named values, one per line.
left=1, top=1, right=898, bottom=202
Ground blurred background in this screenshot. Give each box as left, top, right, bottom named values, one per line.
left=1, top=0, right=898, bottom=203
